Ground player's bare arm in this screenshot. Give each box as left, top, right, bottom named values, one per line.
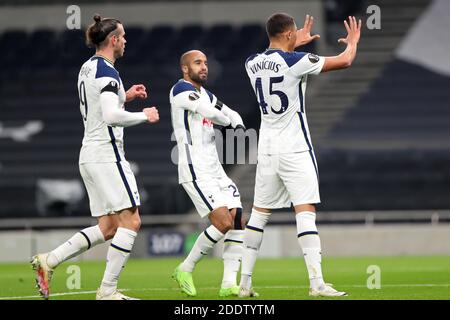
left=295, top=14, right=321, bottom=48
left=143, top=106, right=160, bottom=123
left=126, top=84, right=147, bottom=102
left=322, top=16, right=361, bottom=72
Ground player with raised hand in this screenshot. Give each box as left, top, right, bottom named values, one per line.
left=31, top=14, right=159, bottom=300
left=295, top=14, right=321, bottom=46
left=170, top=50, right=247, bottom=297
left=239, top=13, right=361, bottom=298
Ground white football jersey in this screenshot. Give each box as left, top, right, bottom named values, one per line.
left=245, top=49, right=325, bottom=154
left=77, top=56, right=127, bottom=164
left=170, top=79, right=227, bottom=184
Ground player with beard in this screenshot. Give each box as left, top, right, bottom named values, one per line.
left=31, top=15, right=159, bottom=300
left=170, top=50, right=247, bottom=297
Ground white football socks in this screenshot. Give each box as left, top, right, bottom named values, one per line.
left=100, top=227, right=137, bottom=295
left=46, top=225, right=105, bottom=269
left=296, top=211, right=325, bottom=290
left=221, top=229, right=244, bottom=288
left=239, top=209, right=270, bottom=290
left=180, top=225, right=224, bottom=273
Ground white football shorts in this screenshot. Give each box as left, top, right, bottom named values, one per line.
left=182, top=176, right=242, bottom=218
left=79, top=161, right=141, bottom=217
left=253, top=151, right=320, bottom=209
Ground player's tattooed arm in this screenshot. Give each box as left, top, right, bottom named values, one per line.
left=126, top=84, right=147, bottom=102
left=295, top=14, right=321, bottom=48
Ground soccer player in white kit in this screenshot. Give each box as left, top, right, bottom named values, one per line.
left=31, top=15, right=159, bottom=300
left=170, top=50, right=247, bottom=297
left=238, top=13, right=361, bottom=297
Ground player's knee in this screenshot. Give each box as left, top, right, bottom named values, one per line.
left=102, top=226, right=117, bottom=240
left=210, top=207, right=233, bottom=233
left=220, top=220, right=233, bottom=233
left=212, top=216, right=233, bottom=234
left=116, top=207, right=141, bottom=232
left=130, top=214, right=141, bottom=232
left=224, top=218, right=233, bottom=232
left=98, top=219, right=118, bottom=240
left=105, top=229, right=117, bottom=240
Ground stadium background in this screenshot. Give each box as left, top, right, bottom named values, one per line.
left=0, top=0, right=449, bottom=299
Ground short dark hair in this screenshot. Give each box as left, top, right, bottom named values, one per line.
left=266, top=12, right=295, bottom=38
left=85, top=14, right=122, bottom=48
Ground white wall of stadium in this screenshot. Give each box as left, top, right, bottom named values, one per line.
left=1, top=224, right=450, bottom=263
left=0, top=1, right=323, bottom=32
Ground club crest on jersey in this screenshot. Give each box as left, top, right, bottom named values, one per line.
left=202, top=118, right=213, bottom=127
left=308, top=53, right=320, bottom=63
left=189, top=92, right=200, bottom=101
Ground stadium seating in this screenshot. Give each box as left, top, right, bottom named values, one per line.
left=0, top=23, right=270, bottom=217
left=1, top=0, right=448, bottom=218
left=317, top=0, right=450, bottom=212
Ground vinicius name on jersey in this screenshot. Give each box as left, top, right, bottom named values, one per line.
left=249, top=60, right=281, bottom=74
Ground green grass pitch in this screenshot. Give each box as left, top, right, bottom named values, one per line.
left=0, top=256, right=449, bottom=300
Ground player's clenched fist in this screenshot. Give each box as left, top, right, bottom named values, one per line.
left=126, top=84, right=148, bottom=102
left=143, top=107, right=159, bottom=123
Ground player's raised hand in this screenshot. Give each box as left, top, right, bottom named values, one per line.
left=338, top=16, right=362, bottom=45
left=143, top=106, right=159, bottom=123
left=126, top=84, right=148, bottom=102
left=295, top=14, right=320, bottom=48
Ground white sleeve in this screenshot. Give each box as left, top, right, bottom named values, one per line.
left=171, top=90, right=231, bottom=126
left=196, top=103, right=231, bottom=126
left=220, top=104, right=244, bottom=129
left=171, top=91, right=201, bottom=113
left=100, top=92, right=147, bottom=127
left=290, top=52, right=325, bottom=77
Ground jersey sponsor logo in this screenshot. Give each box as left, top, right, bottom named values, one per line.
left=188, top=92, right=200, bottom=101
left=202, top=118, right=213, bottom=127
left=308, top=53, right=320, bottom=63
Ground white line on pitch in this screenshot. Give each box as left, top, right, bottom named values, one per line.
left=2, top=284, right=450, bottom=300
